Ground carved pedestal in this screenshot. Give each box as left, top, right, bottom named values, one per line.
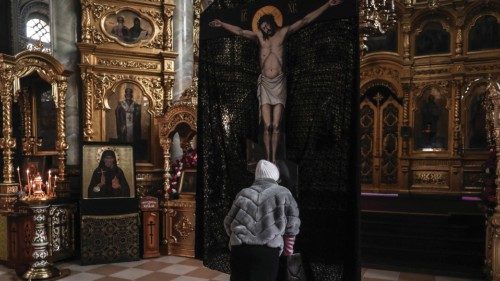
left=161, top=198, right=196, bottom=257
left=3, top=202, right=76, bottom=274
left=47, top=203, right=76, bottom=261
left=7, top=209, right=34, bottom=274
left=0, top=183, right=18, bottom=211
left=0, top=212, right=8, bottom=262
left=141, top=197, right=160, bottom=258
left=22, top=200, right=61, bottom=280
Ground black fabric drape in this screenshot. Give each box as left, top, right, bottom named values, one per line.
left=197, top=3, right=358, bottom=281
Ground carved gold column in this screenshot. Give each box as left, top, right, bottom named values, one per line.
left=453, top=80, right=462, bottom=156
left=0, top=72, right=15, bottom=184
left=55, top=79, right=69, bottom=197
left=402, top=22, right=411, bottom=62
left=401, top=83, right=411, bottom=157
left=81, top=0, right=92, bottom=43
left=487, top=78, right=500, bottom=281
left=160, top=137, right=172, bottom=198
left=163, top=1, right=175, bottom=52
left=193, top=0, right=201, bottom=59
left=0, top=65, right=17, bottom=210
left=81, top=72, right=94, bottom=141
left=455, top=27, right=463, bottom=57
left=20, top=88, right=41, bottom=155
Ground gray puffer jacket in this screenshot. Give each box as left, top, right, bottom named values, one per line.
left=224, top=178, right=301, bottom=254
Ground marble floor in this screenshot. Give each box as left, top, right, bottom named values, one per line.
left=0, top=257, right=483, bottom=281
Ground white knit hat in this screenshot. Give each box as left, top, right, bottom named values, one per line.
left=255, top=160, right=280, bottom=181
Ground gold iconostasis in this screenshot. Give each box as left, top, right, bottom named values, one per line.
left=360, top=0, right=500, bottom=196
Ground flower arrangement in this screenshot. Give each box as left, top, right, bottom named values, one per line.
left=166, top=148, right=197, bottom=199
left=481, top=148, right=497, bottom=215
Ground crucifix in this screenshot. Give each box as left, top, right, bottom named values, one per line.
left=148, top=220, right=155, bottom=245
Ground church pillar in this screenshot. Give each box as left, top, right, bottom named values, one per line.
left=173, top=0, right=194, bottom=101
left=51, top=0, right=80, bottom=166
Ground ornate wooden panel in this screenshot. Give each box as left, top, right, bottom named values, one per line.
left=47, top=203, right=76, bottom=261
left=7, top=209, right=33, bottom=272
left=411, top=171, right=450, bottom=189
left=0, top=212, right=8, bottom=261
left=381, top=102, right=400, bottom=184
left=162, top=198, right=195, bottom=258
left=360, top=103, right=375, bottom=184
left=360, top=85, right=402, bottom=190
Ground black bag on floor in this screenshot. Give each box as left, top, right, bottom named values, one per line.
left=277, top=253, right=307, bottom=281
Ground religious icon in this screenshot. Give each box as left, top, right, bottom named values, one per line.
left=415, top=21, right=450, bottom=56
left=103, top=10, right=153, bottom=45
left=414, top=86, right=448, bottom=150
left=179, top=169, right=197, bottom=195
left=469, top=15, right=500, bottom=51
left=467, top=84, right=488, bottom=149
left=82, top=144, right=135, bottom=199
left=106, top=82, right=151, bottom=162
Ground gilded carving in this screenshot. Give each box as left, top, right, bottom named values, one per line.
left=136, top=76, right=165, bottom=116
left=81, top=72, right=94, bottom=140
left=91, top=27, right=114, bottom=45
left=414, top=68, right=448, bottom=76
left=81, top=0, right=92, bottom=43
left=165, top=75, right=174, bottom=105
left=0, top=67, right=16, bottom=185
left=87, top=73, right=166, bottom=114
left=174, top=216, right=195, bottom=239
left=92, top=73, right=117, bottom=110
left=159, top=104, right=196, bottom=197
left=455, top=28, right=463, bottom=56
left=360, top=65, right=400, bottom=84
left=136, top=173, right=163, bottom=181
left=91, top=3, right=116, bottom=20
left=466, top=64, right=500, bottom=73
left=14, top=58, right=57, bottom=83
left=413, top=171, right=448, bottom=186
left=167, top=200, right=195, bottom=209
left=193, top=0, right=201, bottom=57
left=144, top=34, right=164, bottom=49
left=411, top=159, right=453, bottom=166
left=453, top=81, right=462, bottom=155
left=164, top=7, right=174, bottom=51
left=165, top=61, right=174, bottom=71
left=97, top=58, right=159, bottom=70
left=140, top=9, right=163, bottom=29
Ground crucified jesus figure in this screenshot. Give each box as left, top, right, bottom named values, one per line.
left=210, top=0, right=342, bottom=163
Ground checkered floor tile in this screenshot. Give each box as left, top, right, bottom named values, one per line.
left=0, top=257, right=482, bottom=281
left=0, top=256, right=229, bottom=281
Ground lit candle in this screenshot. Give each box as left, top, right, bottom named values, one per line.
left=26, top=169, right=30, bottom=196
left=391, top=0, right=394, bottom=10
left=54, top=175, right=58, bottom=188
left=48, top=170, right=51, bottom=196
left=17, top=167, right=22, bottom=192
